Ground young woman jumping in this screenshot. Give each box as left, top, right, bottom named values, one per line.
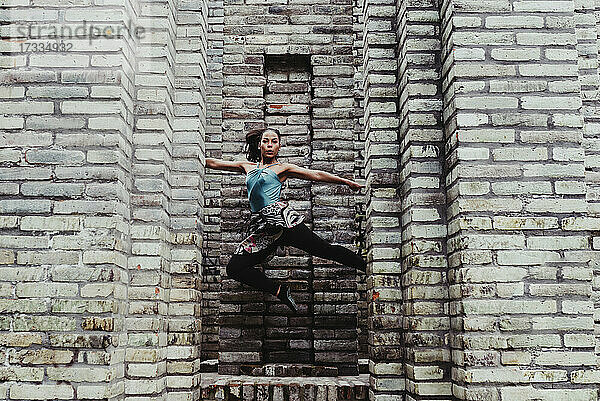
left=206, top=127, right=367, bottom=314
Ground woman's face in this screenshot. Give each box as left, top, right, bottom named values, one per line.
left=259, top=130, right=280, bottom=159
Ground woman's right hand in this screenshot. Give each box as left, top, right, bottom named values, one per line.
left=347, top=180, right=365, bottom=192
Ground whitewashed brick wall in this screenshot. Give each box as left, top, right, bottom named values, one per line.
left=0, top=0, right=137, bottom=398
left=439, top=0, right=600, bottom=400
left=0, top=0, right=206, bottom=399
left=395, top=0, right=451, bottom=398
left=200, top=0, right=225, bottom=363
left=362, top=0, right=404, bottom=397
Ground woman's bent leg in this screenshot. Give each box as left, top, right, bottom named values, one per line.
left=279, top=223, right=366, bottom=272
left=225, top=245, right=281, bottom=296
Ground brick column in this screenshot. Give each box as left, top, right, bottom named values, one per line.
left=362, top=0, right=403, bottom=396
left=0, top=1, right=135, bottom=399
left=439, top=0, right=599, bottom=399
left=1, top=0, right=208, bottom=398
left=126, top=0, right=175, bottom=398
left=396, top=0, right=451, bottom=399
left=168, top=0, right=207, bottom=398
left=352, top=0, right=369, bottom=362
left=201, top=0, right=225, bottom=363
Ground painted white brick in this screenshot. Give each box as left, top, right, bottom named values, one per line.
left=492, top=147, right=547, bottom=161
left=522, top=163, right=585, bottom=178
left=521, top=96, right=582, bottom=110
left=552, top=148, right=584, bottom=161
left=516, top=33, right=576, bottom=45
left=491, top=48, right=541, bottom=61
left=485, top=16, right=544, bottom=28
left=489, top=80, right=547, bottom=93
left=492, top=181, right=552, bottom=195
left=29, top=54, right=89, bottom=68
left=525, top=199, right=588, bottom=213
left=455, top=96, right=518, bottom=109
left=513, top=1, right=574, bottom=12
left=61, top=101, right=121, bottom=114
left=519, top=64, right=578, bottom=77
left=527, top=236, right=589, bottom=250
left=458, top=129, right=515, bottom=143
left=0, top=102, right=54, bottom=114
left=493, top=217, right=558, bottom=230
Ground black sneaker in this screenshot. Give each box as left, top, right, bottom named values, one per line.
left=276, top=283, right=299, bottom=314
left=357, top=250, right=367, bottom=273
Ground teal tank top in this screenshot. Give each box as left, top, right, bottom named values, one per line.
left=246, top=161, right=282, bottom=212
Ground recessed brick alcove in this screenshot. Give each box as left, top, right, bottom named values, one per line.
left=218, top=49, right=363, bottom=377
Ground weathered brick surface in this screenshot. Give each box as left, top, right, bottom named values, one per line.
left=200, top=372, right=369, bottom=400
left=0, top=0, right=136, bottom=399
left=2, top=0, right=600, bottom=399
left=201, top=0, right=225, bottom=363
left=439, top=0, right=600, bottom=400
left=362, top=0, right=403, bottom=397
left=1, top=0, right=206, bottom=399
left=170, top=1, right=206, bottom=399
left=394, top=0, right=451, bottom=398
left=218, top=0, right=364, bottom=377
left=352, top=0, right=369, bottom=363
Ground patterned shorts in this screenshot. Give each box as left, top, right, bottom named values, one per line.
left=234, top=201, right=306, bottom=263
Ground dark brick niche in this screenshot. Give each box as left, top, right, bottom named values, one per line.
left=218, top=52, right=361, bottom=377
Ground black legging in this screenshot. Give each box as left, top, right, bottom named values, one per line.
left=226, top=222, right=366, bottom=296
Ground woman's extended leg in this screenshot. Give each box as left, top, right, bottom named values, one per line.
left=279, top=222, right=367, bottom=272
left=225, top=245, right=281, bottom=296
left=225, top=243, right=299, bottom=313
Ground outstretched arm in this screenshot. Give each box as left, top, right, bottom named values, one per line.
left=283, top=163, right=365, bottom=192
left=206, top=158, right=247, bottom=173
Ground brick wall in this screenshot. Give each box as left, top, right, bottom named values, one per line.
left=439, top=0, right=600, bottom=399
left=0, top=0, right=207, bottom=398
left=201, top=0, right=225, bottom=363
left=577, top=0, right=600, bottom=371
left=352, top=0, right=369, bottom=361
left=218, top=0, right=365, bottom=376
left=361, top=0, right=404, bottom=396
left=127, top=0, right=175, bottom=398
left=0, top=1, right=136, bottom=398
left=1, top=0, right=600, bottom=399
left=171, top=0, right=206, bottom=397
left=395, top=0, right=451, bottom=398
